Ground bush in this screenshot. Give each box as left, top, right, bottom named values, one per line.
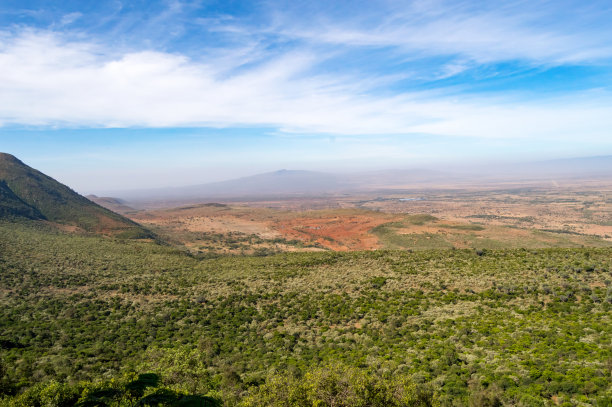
left=239, top=363, right=437, bottom=407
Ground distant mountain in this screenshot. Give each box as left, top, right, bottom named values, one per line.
left=113, top=168, right=462, bottom=204
left=108, top=155, right=612, bottom=205
left=119, top=169, right=344, bottom=202
left=200, top=169, right=341, bottom=195
left=86, top=195, right=137, bottom=214
left=0, top=153, right=151, bottom=237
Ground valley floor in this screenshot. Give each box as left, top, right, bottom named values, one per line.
left=125, top=183, right=612, bottom=255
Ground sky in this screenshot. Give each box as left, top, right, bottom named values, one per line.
left=1, top=0, right=612, bottom=193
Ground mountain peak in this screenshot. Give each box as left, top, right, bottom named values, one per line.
left=0, top=152, right=24, bottom=165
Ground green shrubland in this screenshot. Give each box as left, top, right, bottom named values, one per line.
left=0, top=221, right=611, bottom=406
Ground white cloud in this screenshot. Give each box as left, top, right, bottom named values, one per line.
left=0, top=30, right=611, bottom=142
left=272, top=1, right=612, bottom=65
left=59, top=12, right=83, bottom=26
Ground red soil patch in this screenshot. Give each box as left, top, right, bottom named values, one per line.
left=271, top=213, right=397, bottom=251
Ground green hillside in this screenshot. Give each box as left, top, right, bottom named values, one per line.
left=0, top=221, right=610, bottom=406
left=0, top=180, right=43, bottom=220
left=0, top=153, right=150, bottom=237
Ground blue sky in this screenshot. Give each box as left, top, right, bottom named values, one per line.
left=1, top=0, right=612, bottom=192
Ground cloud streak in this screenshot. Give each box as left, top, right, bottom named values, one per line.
left=269, top=0, right=612, bottom=65
left=0, top=30, right=611, bottom=141
left=1, top=1, right=612, bottom=143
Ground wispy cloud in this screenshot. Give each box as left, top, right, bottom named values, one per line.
left=269, top=0, right=612, bottom=65
left=0, top=28, right=612, bottom=143
left=59, top=12, right=82, bottom=26
left=1, top=1, right=612, bottom=145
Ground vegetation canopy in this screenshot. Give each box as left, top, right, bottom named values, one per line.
left=0, top=221, right=610, bottom=406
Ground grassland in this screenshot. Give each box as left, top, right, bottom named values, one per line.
left=1, top=221, right=611, bottom=406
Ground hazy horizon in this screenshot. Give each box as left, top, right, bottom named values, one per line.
left=86, top=154, right=612, bottom=201
left=2, top=150, right=612, bottom=197
left=1, top=1, right=612, bottom=192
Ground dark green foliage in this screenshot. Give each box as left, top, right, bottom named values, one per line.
left=135, top=389, right=219, bottom=406
left=0, top=181, right=44, bottom=220
left=369, top=276, right=387, bottom=288
left=136, top=389, right=182, bottom=406
left=76, top=388, right=122, bottom=406
left=405, top=214, right=438, bottom=225
left=3, top=372, right=220, bottom=407
left=174, top=395, right=220, bottom=407
left=0, top=222, right=611, bottom=406
left=127, top=374, right=161, bottom=399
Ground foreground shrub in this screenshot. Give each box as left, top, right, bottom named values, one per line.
left=0, top=373, right=220, bottom=407
left=239, top=363, right=438, bottom=407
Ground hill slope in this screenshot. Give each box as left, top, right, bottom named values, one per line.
left=0, top=180, right=44, bottom=219
left=0, top=153, right=150, bottom=237
left=86, top=195, right=137, bottom=214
